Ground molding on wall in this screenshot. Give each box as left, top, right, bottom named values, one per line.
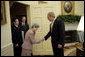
left=38, top=1, right=47, bottom=4
left=1, top=43, right=14, bottom=56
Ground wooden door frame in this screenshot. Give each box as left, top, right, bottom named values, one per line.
left=10, top=1, right=31, bottom=28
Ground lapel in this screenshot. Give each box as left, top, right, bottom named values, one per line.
left=52, top=19, right=57, bottom=31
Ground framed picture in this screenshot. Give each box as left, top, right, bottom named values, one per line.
left=61, top=1, right=74, bottom=15
left=1, top=1, right=7, bottom=25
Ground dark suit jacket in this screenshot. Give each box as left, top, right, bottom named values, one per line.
left=11, top=24, right=23, bottom=46
left=44, top=18, right=65, bottom=46
left=19, top=22, right=29, bottom=37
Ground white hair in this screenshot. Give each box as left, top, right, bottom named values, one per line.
left=48, top=12, right=55, bottom=18
left=32, top=23, right=40, bottom=28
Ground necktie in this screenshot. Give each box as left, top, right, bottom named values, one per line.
left=51, top=23, right=53, bottom=32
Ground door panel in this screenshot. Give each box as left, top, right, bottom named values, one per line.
left=30, top=4, right=55, bottom=55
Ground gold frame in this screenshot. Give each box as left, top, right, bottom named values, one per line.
left=61, top=1, right=74, bottom=15
left=38, top=1, right=47, bottom=4
left=1, top=1, right=7, bottom=25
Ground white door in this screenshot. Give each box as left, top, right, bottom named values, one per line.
left=30, top=4, right=55, bottom=55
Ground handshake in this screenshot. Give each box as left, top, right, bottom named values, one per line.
left=39, top=38, right=62, bottom=48
left=40, top=38, right=45, bottom=42
left=37, top=38, right=45, bottom=44
left=38, top=38, right=45, bottom=43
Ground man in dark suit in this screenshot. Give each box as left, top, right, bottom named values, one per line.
left=19, top=16, right=29, bottom=42
left=11, top=18, right=23, bottom=56
left=41, top=12, right=65, bottom=56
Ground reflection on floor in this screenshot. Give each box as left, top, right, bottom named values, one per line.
left=34, top=43, right=84, bottom=56
left=64, top=46, right=76, bottom=56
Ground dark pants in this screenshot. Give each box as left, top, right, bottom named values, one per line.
left=52, top=42, right=64, bottom=56
left=13, top=44, right=22, bottom=56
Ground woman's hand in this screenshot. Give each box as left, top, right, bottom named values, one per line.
left=41, top=38, right=45, bottom=42
left=16, top=44, right=19, bottom=47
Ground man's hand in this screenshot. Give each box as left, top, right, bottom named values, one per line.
left=58, top=44, right=62, bottom=48
left=41, top=38, right=45, bottom=42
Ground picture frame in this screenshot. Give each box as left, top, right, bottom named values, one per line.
left=38, top=1, right=47, bottom=4
left=1, top=1, right=7, bottom=25
left=61, top=1, right=74, bottom=15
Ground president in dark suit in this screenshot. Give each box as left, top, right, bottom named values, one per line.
left=41, top=12, right=65, bottom=56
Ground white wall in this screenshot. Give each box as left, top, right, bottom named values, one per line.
left=75, top=1, right=84, bottom=16
left=17, top=1, right=38, bottom=5
left=1, top=1, right=13, bottom=56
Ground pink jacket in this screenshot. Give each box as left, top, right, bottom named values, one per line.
left=22, top=29, right=41, bottom=50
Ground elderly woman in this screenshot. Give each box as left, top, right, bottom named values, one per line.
left=21, top=23, right=42, bottom=56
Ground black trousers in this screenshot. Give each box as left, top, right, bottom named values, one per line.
left=52, top=42, right=64, bottom=56
left=13, top=44, right=22, bottom=56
